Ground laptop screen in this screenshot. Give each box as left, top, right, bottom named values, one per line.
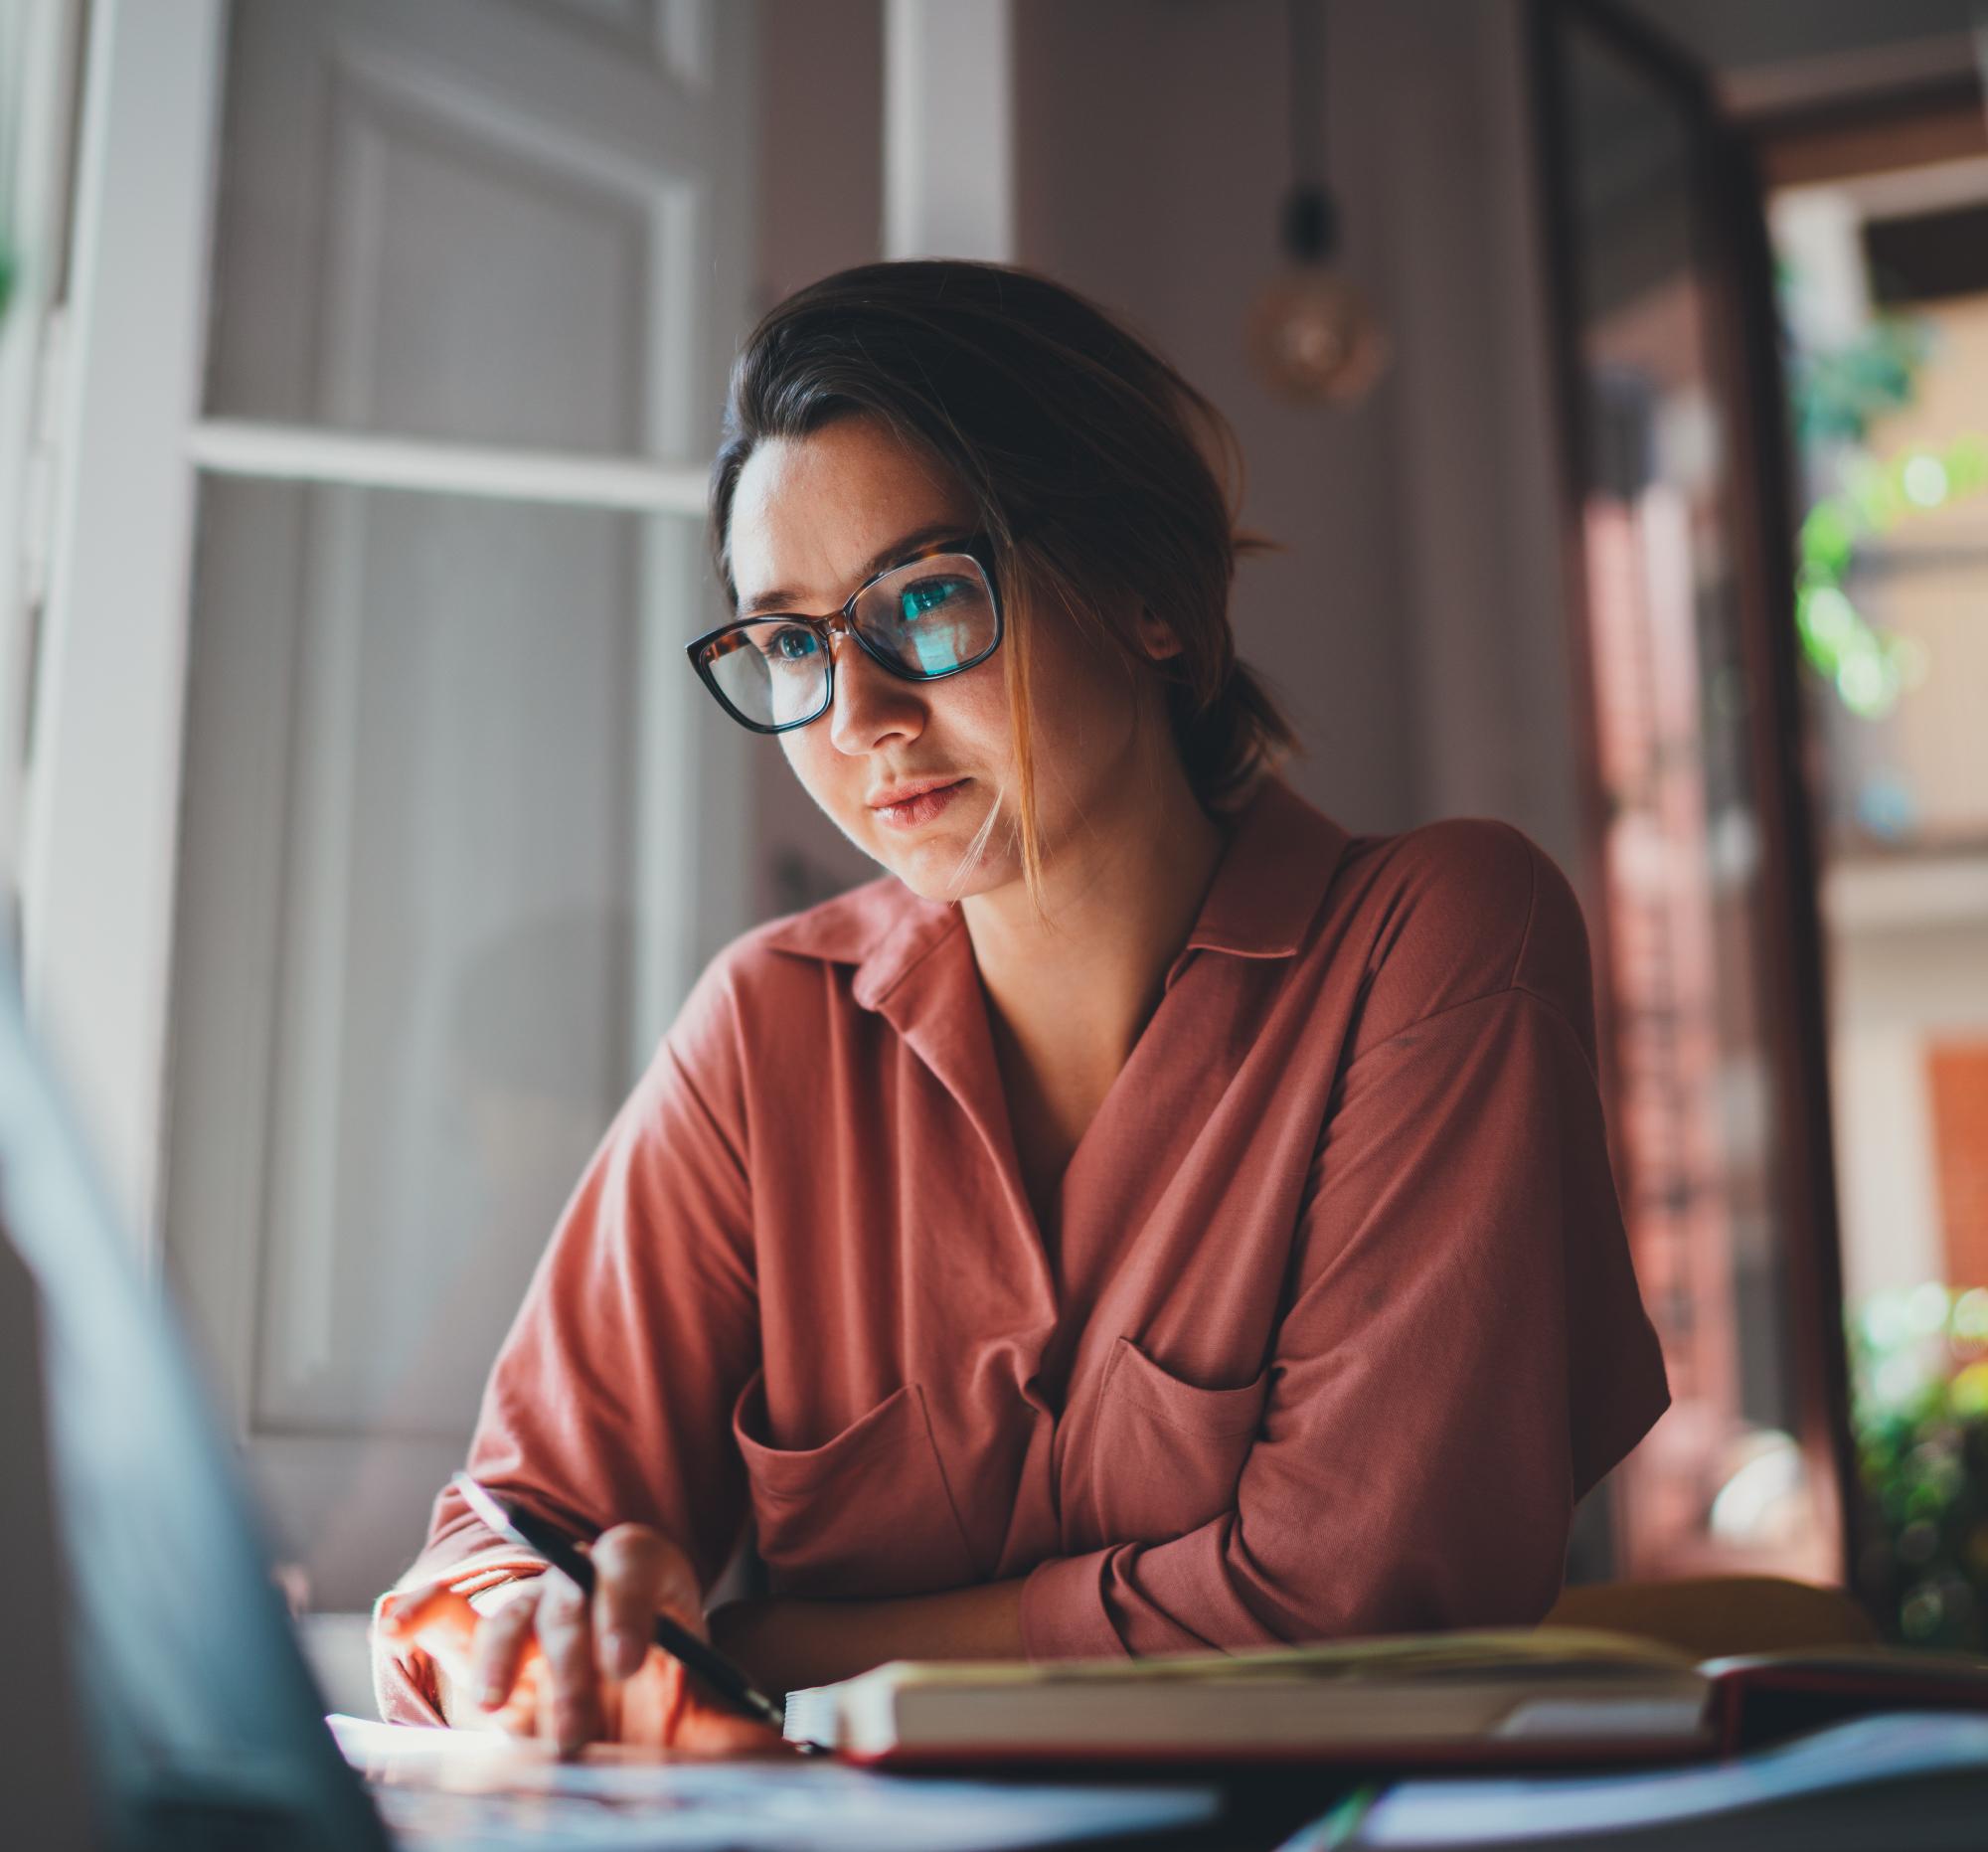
left=0, top=954, right=389, bottom=1850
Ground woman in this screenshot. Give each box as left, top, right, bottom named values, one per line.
left=373, top=259, right=1669, bottom=1754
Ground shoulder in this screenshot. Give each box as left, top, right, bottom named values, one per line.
left=662, top=872, right=925, bottom=1063
left=1331, top=818, right=1596, bottom=1056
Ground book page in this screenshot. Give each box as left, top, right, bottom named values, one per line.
left=850, top=1626, right=1698, bottom=1694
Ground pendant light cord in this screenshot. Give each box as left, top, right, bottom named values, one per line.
left=1287, top=0, right=1326, bottom=193
left=1283, top=0, right=1335, bottom=260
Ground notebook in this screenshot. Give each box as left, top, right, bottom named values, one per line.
left=782, top=1628, right=1988, bottom=1769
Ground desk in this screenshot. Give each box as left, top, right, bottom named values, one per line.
left=335, top=1710, right=1988, bottom=1848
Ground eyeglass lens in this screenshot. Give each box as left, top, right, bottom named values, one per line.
left=701, top=552, right=997, bottom=730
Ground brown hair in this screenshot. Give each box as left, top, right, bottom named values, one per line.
left=708, top=258, right=1300, bottom=907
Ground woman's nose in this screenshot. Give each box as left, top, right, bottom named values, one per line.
left=826, top=629, right=925, bottom=754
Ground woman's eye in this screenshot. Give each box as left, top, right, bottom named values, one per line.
left=897, top=578, right=965, bottom=622
left=762, top=625, right=820, bottom=661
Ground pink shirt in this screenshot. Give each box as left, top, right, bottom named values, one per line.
left=377, top=772, right=1668, bottom=1720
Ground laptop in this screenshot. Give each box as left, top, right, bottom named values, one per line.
left=0, top=945, right=1221, bottom=1850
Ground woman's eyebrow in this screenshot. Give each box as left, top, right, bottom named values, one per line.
left=736, top=522, right=967, bottom=617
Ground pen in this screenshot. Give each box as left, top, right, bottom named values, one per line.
left=451, top=1472, right=828, bottom=1754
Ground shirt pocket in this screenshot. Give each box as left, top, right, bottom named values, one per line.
left=1087, top=1336, right=1271, bottom=1547
left=731, top=1369, right=979, bottom=1598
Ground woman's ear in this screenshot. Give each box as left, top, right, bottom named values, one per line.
left=1133, top=607, right=1183, bottom=662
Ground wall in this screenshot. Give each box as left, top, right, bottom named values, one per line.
left=1013, top=0, right=1585, bottom=868
left=1011, top=0, right=1422, bottom=842
left=750, top=0, right=891, bottom=920
left=754, top=0, right=886, bottom=316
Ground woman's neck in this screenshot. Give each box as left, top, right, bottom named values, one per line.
left=959, top=757, right=1228, bottom=1084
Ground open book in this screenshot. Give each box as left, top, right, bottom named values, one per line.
left=781, top=1628, right=1988, bottom=1769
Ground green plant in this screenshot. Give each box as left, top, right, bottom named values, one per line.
left=1849, top=1282, right=1988, bottom=1651
left=1796, top=434, right=1988, bottom=719
left=1783, top=309, right=1927, bottom=451
left=1779, top=278, right=1988, bottom=723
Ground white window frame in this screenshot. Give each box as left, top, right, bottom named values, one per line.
left=20, top=0, right=226, bottom=1255
left=22, top=0, right=748, bottom=1263
left=0, top=0, right=87, bottom=907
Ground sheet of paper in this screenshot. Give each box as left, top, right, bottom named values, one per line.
left=329, top=1716, right=1223, bottom=1851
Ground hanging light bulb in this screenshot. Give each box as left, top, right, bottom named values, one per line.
left=1248, top=187, right=1389, bottom=404
left=1248, top=0, right=1389, bottom=406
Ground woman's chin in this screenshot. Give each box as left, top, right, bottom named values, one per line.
left=877, top=849, right=975, bottom=904
left=872, top=834, right=1010, bottom=905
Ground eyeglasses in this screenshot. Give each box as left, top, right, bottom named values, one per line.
left=686, top=534, right=1005, bottom=735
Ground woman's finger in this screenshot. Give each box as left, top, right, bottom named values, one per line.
left=378, top=1573, right=779, bottom=1753
left=490, top=1649, right=549, bottom=1738
left=377, top=1584, right=479, bottom=1667
left=468, top=1581, right=542, bottom=1712
left=377, top=1585, right=490, bottom=1725
left=588, top=1524, right=704, bottom=1682
left=532, top=1572, right=604, bottom=1756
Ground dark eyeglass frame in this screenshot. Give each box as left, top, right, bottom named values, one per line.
left=686, top=532, right=1005, bottom=735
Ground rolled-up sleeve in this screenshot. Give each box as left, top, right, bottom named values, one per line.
left=1019, top=979, right=1669, bottom=1659
left=373, top=958, right=760, bottom=1721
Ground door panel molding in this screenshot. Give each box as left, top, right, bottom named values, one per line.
left=21, top=0, right=225, bottom=1254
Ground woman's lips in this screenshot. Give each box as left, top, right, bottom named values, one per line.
left=872, top=778, right=966, bottom=829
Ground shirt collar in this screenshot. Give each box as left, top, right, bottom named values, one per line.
left=757, top=769, right=1348, bottom=1008
left=1171, top=770, right=1348, bottom=966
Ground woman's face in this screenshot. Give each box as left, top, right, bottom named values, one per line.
left=726, top=415, right=1176, bottom=905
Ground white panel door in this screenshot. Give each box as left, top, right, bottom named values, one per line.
left=164, top=0, right=754, bottom=1609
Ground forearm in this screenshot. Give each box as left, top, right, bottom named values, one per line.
left=710, top=1577, right=1026, bottom=1697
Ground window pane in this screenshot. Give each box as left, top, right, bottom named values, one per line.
left=165, top=477, right=707, bottom=1605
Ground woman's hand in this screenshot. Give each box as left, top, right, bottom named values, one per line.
left=376, top=1524, right=785, bottom=1759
